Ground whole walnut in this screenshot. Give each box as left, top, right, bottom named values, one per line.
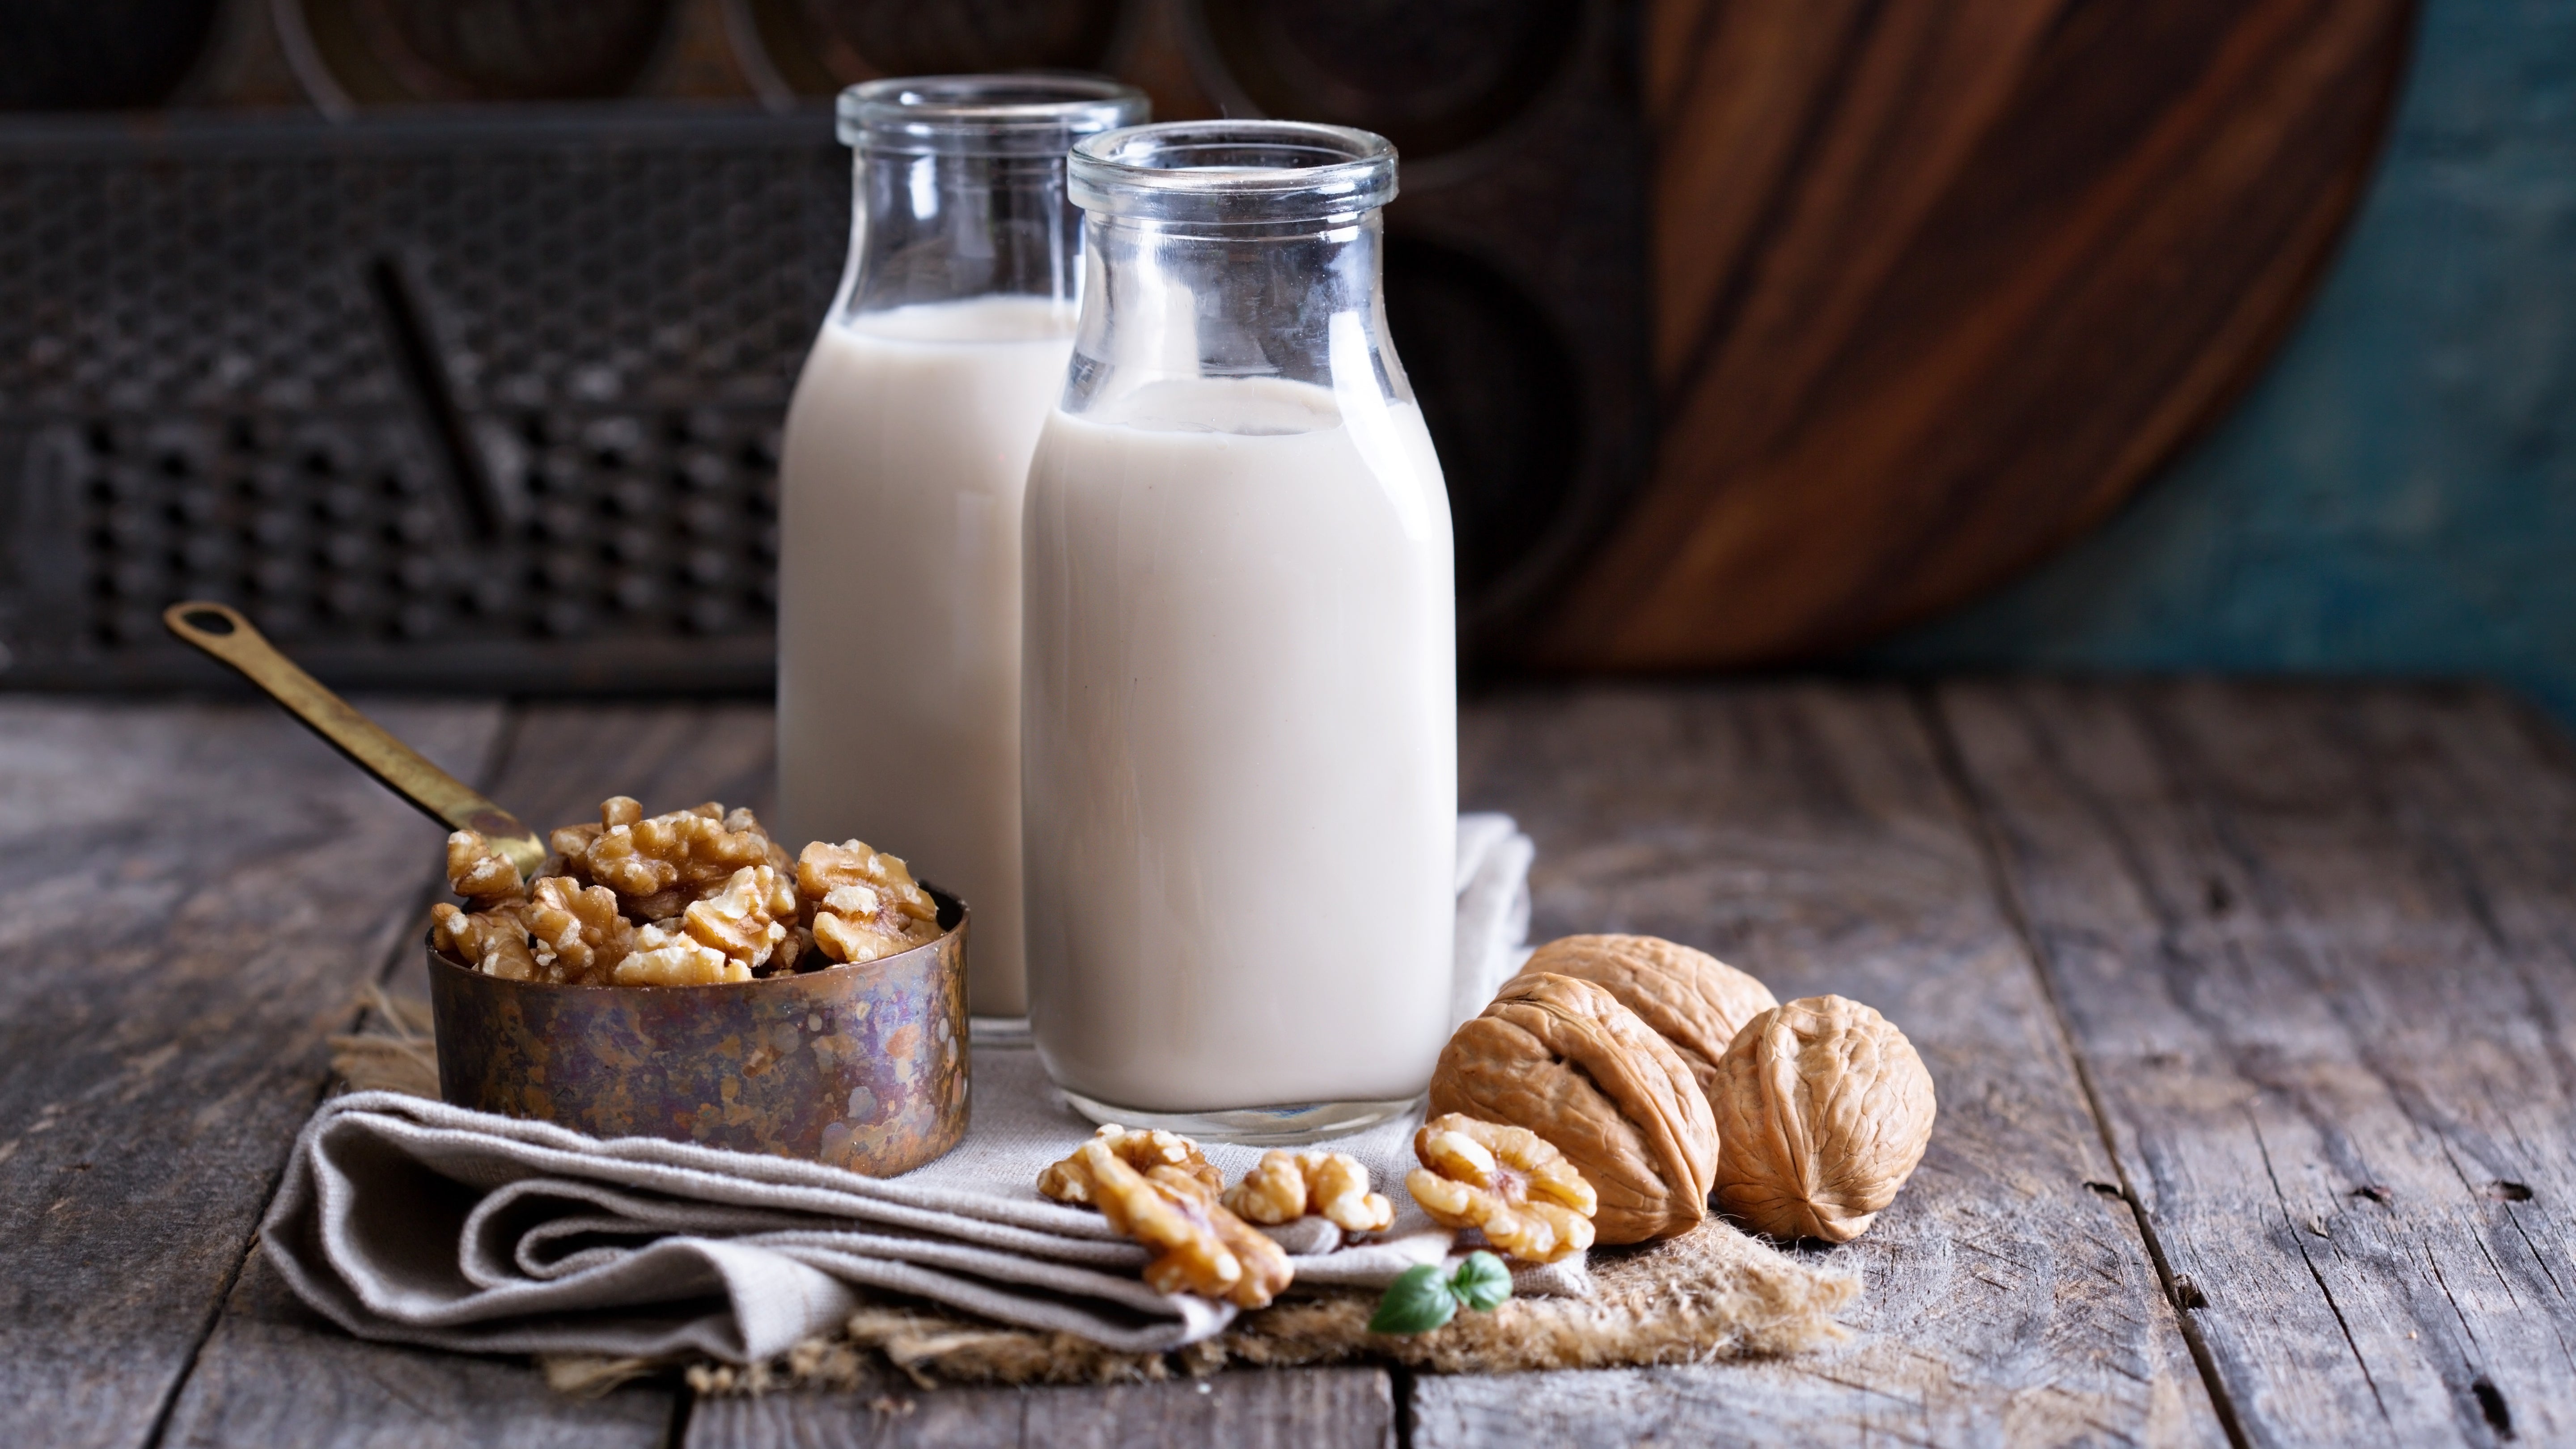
left=1513, top=934, right=1778, bottom=1109
left=1429, top=972, right=1719, bottom=1245
left=1708, top=995, right=1936, bottom=1243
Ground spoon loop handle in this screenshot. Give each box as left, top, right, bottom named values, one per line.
left=162, top=601, right=547, bottom=879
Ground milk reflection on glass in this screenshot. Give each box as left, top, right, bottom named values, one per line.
left=775, top=76, right=1145, bottom=1017
left=1022, top=123, right=1458, bottom=1141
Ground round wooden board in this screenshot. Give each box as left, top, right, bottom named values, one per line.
left=1534, top=0, right=2417, bottom=668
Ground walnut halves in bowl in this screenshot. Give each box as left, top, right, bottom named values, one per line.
left=432, top=798, right=942, bottom=989
left=1428, top=972, right=1720, bottom=1245
left=1708, top=995, right=1936, bottom=1243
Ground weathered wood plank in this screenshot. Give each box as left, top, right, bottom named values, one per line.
left=159, top=1246, right=674, bottom=1449
left=1936, top=681, right=2576, bottom=1446
left=0, top=697, right=504, bottom=1449
left=485, top=702, right=784, bottom=835
left=684, top=1368, right=1394, bottom=1449
left=1418, top=685, right=2220, bottom=1445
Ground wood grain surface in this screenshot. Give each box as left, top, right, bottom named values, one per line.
left=1537, top=0, right=2416, bottom=668
left=161, top=1247, right=674, bottom=1449
left=1423, top=685, right=2220, bottom=1444
left=1936, top=682, right=2576, bottom=1446
left=7, top=683, right=2572, bottom=1446
left=0, top=698, right=502, bottom=1449
left=685, top=1368, right=1396, bottom=1449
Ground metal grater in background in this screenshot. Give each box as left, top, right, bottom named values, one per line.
left=0, top=112, right=844, bottom=693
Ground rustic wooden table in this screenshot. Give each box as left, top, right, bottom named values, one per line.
left=6, top=680, right=2570, bottom=1448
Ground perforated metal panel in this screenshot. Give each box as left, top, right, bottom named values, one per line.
left=0, top=112, right=843, bottom=691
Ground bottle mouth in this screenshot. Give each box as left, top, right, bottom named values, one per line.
left=838, top=74, right=1149, bottom=156
left=1069, top=120, right=1398, bottom=225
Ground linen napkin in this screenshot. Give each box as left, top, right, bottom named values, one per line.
left=263, top=813, right=1563, bottom=1364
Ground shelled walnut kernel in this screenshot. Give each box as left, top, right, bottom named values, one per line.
left=1038, top=1125, right=1221, bottom=1205
left=520, top=876, right=633, bottom=985
left=1039, top=1131, right=1291, bottom=1309
left=1224, top=1150, right=1394, bottom=1233
left=575, top=800, right=787, bottom=921
left=799, top=839, right=941, bottom=965
left=431, top=901, right=537, bottom=981
left=445, top=830, right=525, bottom=904
left=614, top=921, right=747, bottom=986
left=1406, top=1114, right=1597, bottom=1264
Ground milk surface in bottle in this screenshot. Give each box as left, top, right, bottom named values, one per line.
left=1023, top=377, right=1456, bottom=1114
left=1021, top=121, right=1457, bottom=1141
left=775, top=76, right=1145, bottom=1017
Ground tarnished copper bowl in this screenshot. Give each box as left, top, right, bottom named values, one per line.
left=427, top=886, right=970, bottom=1175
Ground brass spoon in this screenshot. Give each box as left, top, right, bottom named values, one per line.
left=162, top=600, right=547, bottom=880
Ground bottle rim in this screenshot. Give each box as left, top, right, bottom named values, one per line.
left=837, top=74, right=1150, bottom=155
left=1069, top=120, right=1398, bottom=225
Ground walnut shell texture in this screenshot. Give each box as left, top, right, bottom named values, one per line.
left=1514, top=934, right=1779, bottom=1108
left=1429, top=972, right=1720, bottom=1245
left=1710, top=995, right=1936, bottom=1243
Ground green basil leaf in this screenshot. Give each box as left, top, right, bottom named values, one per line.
left=1368, top=1263, right=1459, bottom=1335
left=1450, top=1251, right=1513, bottom=1313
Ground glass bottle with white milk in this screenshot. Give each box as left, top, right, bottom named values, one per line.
left=1022, top=122, right=1458, bottom=1141
left=777, top=76, right=1146, bottom=1017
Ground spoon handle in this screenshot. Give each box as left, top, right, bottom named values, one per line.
left=162, top=600, right=548, bottom=880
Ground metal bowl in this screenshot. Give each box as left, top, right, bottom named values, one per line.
left=427, top=886, right=970, bottom=1175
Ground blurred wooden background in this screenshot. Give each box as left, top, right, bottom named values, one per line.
left=0, top=0, right=2430, bottom=679
left=1546, top=0, right=2416, bottom=667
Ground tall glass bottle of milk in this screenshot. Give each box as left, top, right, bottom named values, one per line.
left=778, top=76, right=1146, bottom=1017
left=1022, top=122, right=1458, bottom=1141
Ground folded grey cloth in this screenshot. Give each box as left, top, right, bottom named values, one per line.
left=1453, top=813, right=1535, bottom=1028
left=262, top=814, right=1572, bottom=1364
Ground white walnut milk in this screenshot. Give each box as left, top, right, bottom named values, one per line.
left=1021, top=374, right=1458, bottom=1112
left=775, top=295, right=1075, bottom=1015
left=773, top=75, right=1145, bottom=1018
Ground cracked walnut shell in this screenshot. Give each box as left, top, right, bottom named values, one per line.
left=1405, top=1114, right=1596, bottom=1263
left=1514, top=934, right=1778, bottom=1110
left=1429, top=972, right=1720, bottom=1245
left=1043, top=1132, right=1290, bottom=1309
left=1709, top=995, right=1936, bottom=1243
left=1224, top=1150, right=1395, bottom=1234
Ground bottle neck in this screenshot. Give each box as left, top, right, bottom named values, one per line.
left=835, top=148, right=1085, bottom=321
left=1065, top=212, right=1405, bottom=414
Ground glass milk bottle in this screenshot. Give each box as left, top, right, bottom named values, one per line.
left=1022, top=122, right=1458, bottom=1141
left=777, top=76, right=1146, bottom=1017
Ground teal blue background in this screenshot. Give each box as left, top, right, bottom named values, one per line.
left=1865, top=0, right=2576, bottom=723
